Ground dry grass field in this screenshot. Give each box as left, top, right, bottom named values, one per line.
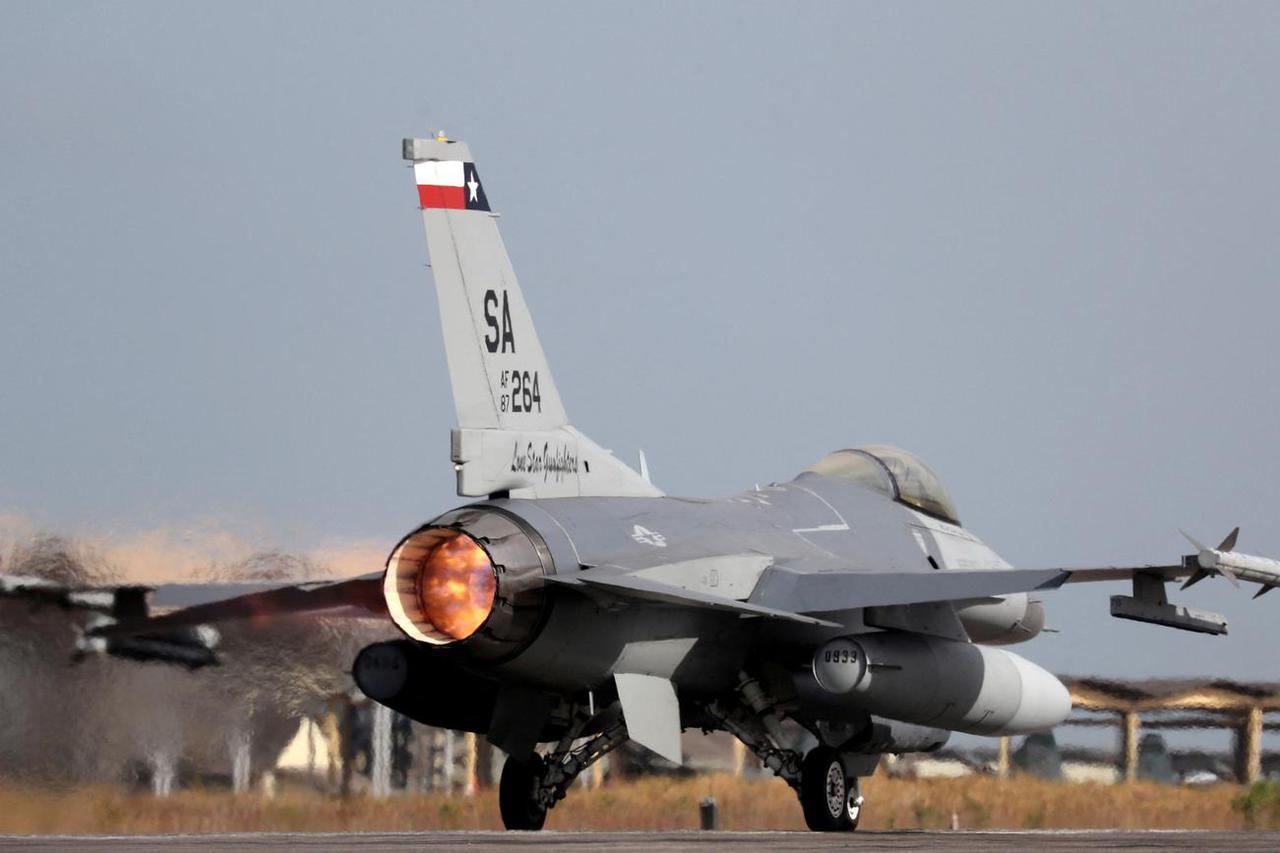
left=2, top=773, right=1277, bottom=835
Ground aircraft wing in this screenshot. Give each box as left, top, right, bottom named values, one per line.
left=749, top=563, right=1072, bottom=614
left=746, top=532, right=1279, bottom=636
left=558, top=545, right=1248, bottom=637
left=539, top=544, right=1208, bottom=624
left=545, top=554, right=1072, bottom=622
left=546, top=567, right=840, bottom=627
left=1055, top=564, right=1190, bottom=583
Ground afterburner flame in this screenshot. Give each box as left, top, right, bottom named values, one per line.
left=418, top=531, right=496, bottom=640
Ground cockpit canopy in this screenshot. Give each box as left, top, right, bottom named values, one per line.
left=806, top=444, right=960, bottom=525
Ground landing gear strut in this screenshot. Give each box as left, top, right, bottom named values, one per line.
left=800, top=747, right=862, bottom=832
left=498, top=702, right=629, bottom=831
left=701, top=672, right=866, bottom=832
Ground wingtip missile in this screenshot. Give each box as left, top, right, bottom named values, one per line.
left=1180, top=527, right=1280, bottom=595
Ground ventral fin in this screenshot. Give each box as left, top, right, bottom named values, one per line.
left=614, top=673, right=682, bottom=765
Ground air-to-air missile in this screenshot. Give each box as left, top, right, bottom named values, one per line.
left=1181, top=528, right=1280, bottom=598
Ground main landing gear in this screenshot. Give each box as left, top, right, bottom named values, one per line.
left=498, top=674, right=869, bottom=833
left=799, top=747, right=863, bottom=832
left=498, top=702, right=629, bottom=831
left=700, top=672, right=866, bottom=833
left=499, top=753, right=549, bottom=831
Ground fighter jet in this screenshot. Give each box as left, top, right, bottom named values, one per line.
left=5, top=135, right=1278, bottom=832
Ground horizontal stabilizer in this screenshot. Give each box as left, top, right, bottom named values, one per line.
left=547, top=568, right=839, bottom=627
left=88, top=573, right=386, bottom=640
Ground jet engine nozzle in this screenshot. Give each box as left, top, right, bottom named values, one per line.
left=384, top=507, right=553, bottom=662
left=385, top=527, right=495, bottom=644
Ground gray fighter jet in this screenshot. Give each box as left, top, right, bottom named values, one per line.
left=5, top=136, right=1277, bottom=831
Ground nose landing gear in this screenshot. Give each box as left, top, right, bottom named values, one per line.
left=800, top=747, right=863, bottom=832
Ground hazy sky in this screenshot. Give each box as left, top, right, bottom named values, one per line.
left=3, top=1, right=1280, bottom=740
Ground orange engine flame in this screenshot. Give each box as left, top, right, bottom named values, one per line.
left=418, top=531, right=496, bottom=641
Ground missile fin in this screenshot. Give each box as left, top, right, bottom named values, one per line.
left=1218, top=527, right=1241, bottom=552
left=1219, top=564, right=1241, bottom=588
left=1181, top=569, right=1210, bottom=591
left=1180, top=529, right=1208, bottom=552
left=1253, top=584, right=1274, bottom=600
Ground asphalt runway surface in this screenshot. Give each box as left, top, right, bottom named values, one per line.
left=4, top=831, right=1280, bottom=852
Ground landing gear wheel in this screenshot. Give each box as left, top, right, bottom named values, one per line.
left=846, top=775, right=863, bottom=830
left=499, top=753, right=548, bottom=831
left=800, top=747, right=859, bottom=832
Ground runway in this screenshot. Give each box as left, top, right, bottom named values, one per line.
left=4, top=831, right=1280, bottom=852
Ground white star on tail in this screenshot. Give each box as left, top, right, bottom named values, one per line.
left=467, top=172, right=480, bottom=202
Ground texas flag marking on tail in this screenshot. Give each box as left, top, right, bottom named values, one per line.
left=414, top=160, right=490, bottom=211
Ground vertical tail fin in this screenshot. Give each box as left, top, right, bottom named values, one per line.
left=403, top=137, right=660, bottom=499
left=404, top=136, right=566, bottom=431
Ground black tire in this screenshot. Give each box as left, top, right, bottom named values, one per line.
left=499, top=753, right=548, bottom=831
left=800, top=747, right=856, bottom=832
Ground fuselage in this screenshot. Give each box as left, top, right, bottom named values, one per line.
left=422, top=471, right=1042, bottom=696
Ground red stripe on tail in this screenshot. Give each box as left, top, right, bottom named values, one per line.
left=418, top=185, right=466, bottom=209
